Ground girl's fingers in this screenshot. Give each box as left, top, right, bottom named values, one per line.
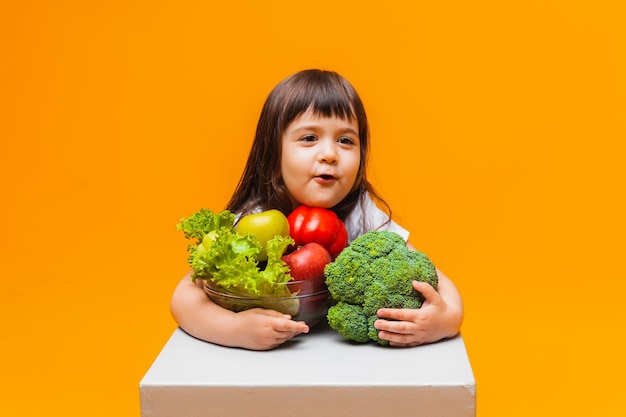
left=412, top=280, right=438, bottom=302
left=374, top=317, right=414, bottom=334
left=276, top=320, right=309, bottom=334
left=376, top=307, right=414, bottom=321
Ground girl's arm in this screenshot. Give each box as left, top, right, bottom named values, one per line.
left=373, top=243, right=464, bottom=346
left=170, top=270, right=309, bottom=350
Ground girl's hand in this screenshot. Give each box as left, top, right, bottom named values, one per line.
left=374, top=280, right=462, bottom=347
left=232, top=308, right=309, bottom=351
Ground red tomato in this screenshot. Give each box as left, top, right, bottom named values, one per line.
left=287, top=206, right=348, bottom=259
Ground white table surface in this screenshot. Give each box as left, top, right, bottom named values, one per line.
left=140, top=323, right=476, bottom=417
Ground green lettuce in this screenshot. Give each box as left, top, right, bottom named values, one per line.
left=176, top=208, right=295, bottom=299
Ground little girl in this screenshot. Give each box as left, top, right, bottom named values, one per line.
left=170, top=69, right=464, bottom=350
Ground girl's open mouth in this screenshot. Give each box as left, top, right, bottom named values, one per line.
left=315, top=174, right=336, bottom=184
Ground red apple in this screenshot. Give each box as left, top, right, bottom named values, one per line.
left=282, top=242, right=331, bottom=294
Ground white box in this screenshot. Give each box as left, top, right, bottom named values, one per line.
left=140, top=324, right=475, bottom=417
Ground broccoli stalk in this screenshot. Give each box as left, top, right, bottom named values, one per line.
left=324, top=230, right=438, bottom=345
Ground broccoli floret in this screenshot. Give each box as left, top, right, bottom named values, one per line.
left=324, top=249, right=374, bottom=305
left=348, top=228, right=406, bottom=257
left=326, top=302, right=371, bottom=343
left=325, top=230, right=438, bottom=345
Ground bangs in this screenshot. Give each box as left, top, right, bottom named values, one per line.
left=279, top=71, right=358, bottom=125
left=298, top=82, right=356, bottom=120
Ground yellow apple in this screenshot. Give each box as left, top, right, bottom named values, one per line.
left=235, top=209, right=290, bottom=261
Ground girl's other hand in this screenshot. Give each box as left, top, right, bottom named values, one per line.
left=374, top=280, right=462, bottom=347
left=232, top=308, right=309, bottom=351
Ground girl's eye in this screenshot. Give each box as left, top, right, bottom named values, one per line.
left=301, top=135, right=317, bottom=142
left=338, top=136, right=355, bottom=145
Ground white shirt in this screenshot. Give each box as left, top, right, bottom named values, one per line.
left=343, top=193, right=409, bottom=243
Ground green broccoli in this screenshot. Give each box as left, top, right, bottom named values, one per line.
left=324, top=230, right=438, bottom=345
left=326, top=302, right=370, bottom=343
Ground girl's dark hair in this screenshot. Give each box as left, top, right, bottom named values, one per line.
left=226, top=69, right=391, bottom=227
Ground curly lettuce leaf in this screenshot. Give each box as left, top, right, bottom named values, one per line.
left=204, top=233, right=294, bottom=296
left=247, top=235, right=294, bottom=296
left=177, top=208, right=295, bottom=302
left=176, top=208, right=235, bottom=242
left=189, top=228, right=259, bottom=282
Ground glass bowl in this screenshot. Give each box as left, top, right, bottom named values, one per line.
left=203, top=277, right=330, bottom=327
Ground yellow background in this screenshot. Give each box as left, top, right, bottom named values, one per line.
left=1, top=1, right=625, bottom=416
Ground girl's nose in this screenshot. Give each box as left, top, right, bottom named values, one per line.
left=318, top=140, right=338, bottom=164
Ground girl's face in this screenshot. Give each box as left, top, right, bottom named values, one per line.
left=281, top=109, right=360, bottom=209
